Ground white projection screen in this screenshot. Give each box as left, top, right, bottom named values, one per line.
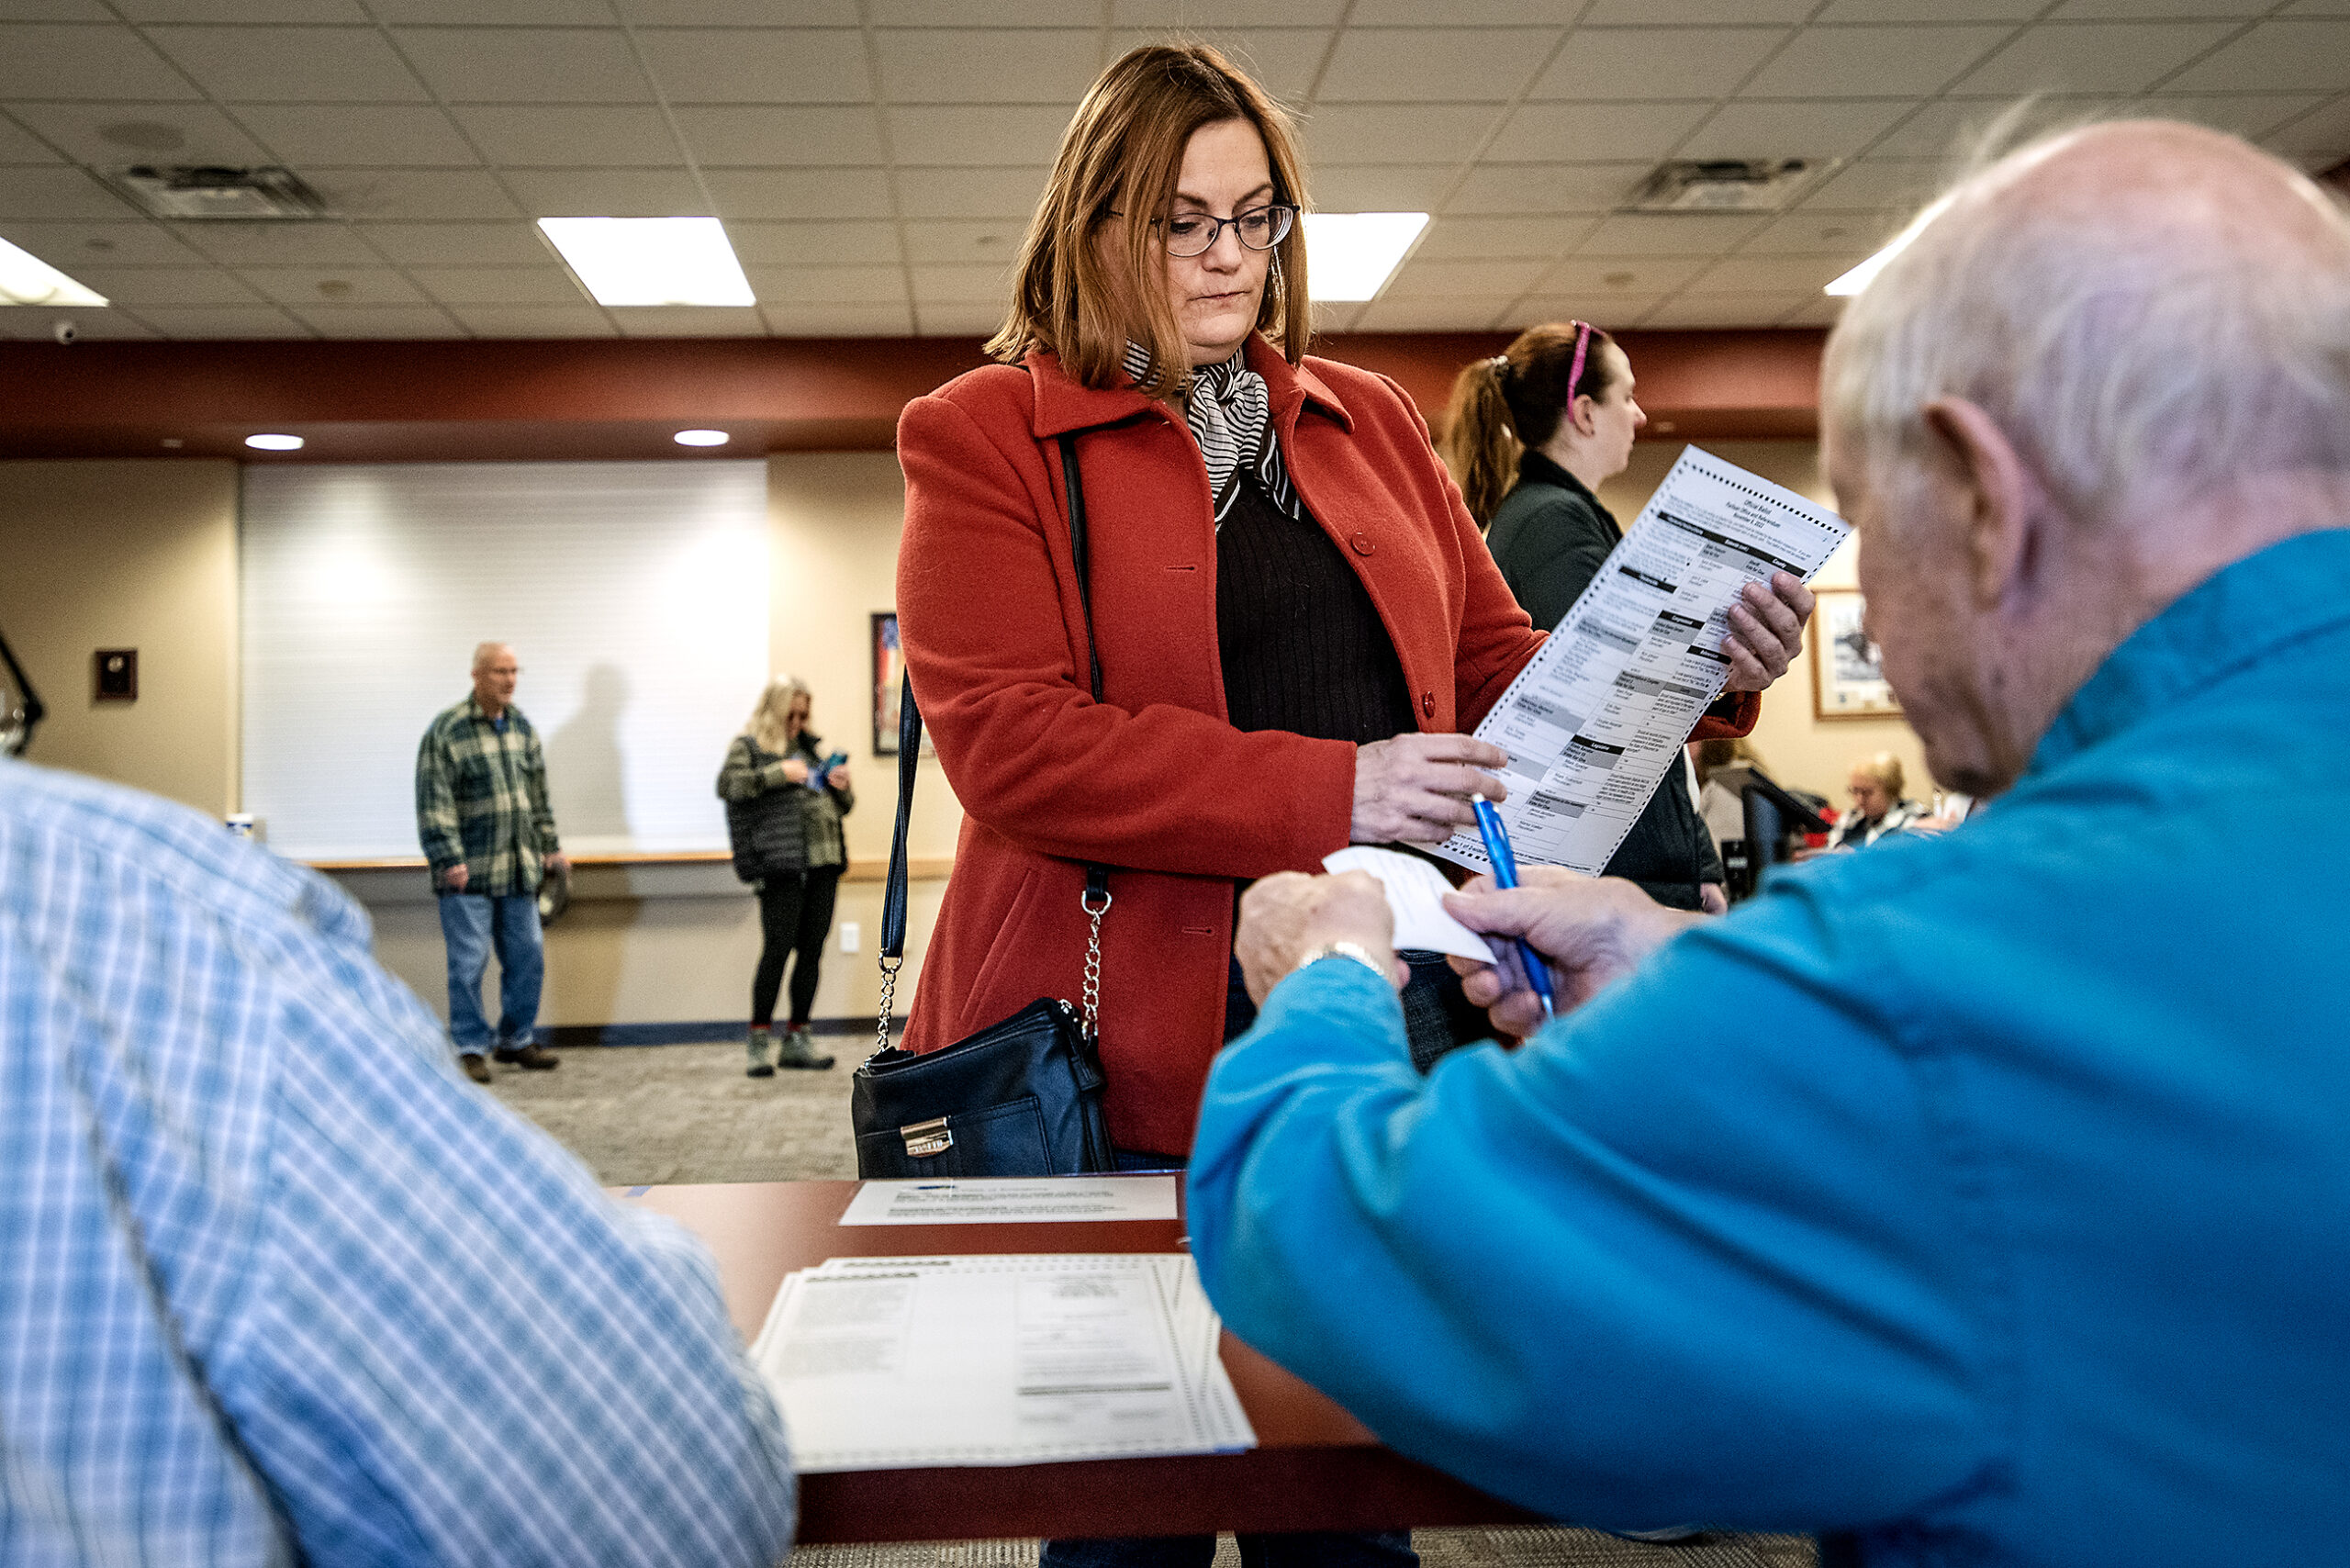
left=241, top=460, right=769, bottom=861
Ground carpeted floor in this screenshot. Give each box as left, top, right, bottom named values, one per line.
left=487, top=1042, right=1815, bottom=1568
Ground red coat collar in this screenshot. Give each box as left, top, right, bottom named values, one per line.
left=1024, top=334, right=1352, bottom=439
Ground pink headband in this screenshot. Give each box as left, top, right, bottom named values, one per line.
left=1566, top=319, right=1593, bottom=401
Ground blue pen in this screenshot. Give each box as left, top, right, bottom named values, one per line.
left=1471, top=795, right=1557, bottom=1023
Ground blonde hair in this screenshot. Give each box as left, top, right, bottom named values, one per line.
left=987, top=43, right=1312, bottom=397
left=1439, top=322, right=1624, bottom=527
left=744, top=675, right=812, bottom=756
left=1851, top=752, right=1907, bottom=797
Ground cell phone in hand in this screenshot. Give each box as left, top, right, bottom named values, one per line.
left=810, top=751, right=849, bottom=788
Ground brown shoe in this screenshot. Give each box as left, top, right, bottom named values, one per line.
left=492, top=1043, right=560, bottom=1070
left=460, top=1052, right=493, bottom=1084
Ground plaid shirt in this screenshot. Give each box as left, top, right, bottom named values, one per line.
left=0, top=759, right=795, bottom=1566
left=416, top=694, right=560, bottom=894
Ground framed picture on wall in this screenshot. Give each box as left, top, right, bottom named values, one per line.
left=1811, top=588, right=1903, bottom=719
left=872, top=612, right=933, bottom=756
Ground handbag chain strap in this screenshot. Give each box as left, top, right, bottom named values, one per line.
left=874, top=431, right=1110, bottom=1055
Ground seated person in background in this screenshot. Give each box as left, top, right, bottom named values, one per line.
left=0, top=759, right=796, bottom=1566
left=1184, top=120, right=2350, bottom=1565
left=1825, top=749, right=1927, bottom=848
left=1691, top=735, right=1768, bottom=860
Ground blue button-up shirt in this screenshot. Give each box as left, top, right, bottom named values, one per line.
left=1189, top=532, right=2350, bottom=1566
left=0, top=761, right=794, bottom=1565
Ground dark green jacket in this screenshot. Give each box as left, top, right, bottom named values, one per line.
left=1484, top=450, right=1725, bottom=908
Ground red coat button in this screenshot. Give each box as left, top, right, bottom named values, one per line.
left=1421, top=691, right=1436, bottom=718
left=1349, top=532, right=1375, bottom=555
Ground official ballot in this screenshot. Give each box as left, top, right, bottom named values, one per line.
left=1437, top=446, right=1850, bottom=878
left=750, top=1253, right=1257, bottom=1472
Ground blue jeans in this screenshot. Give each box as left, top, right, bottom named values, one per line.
left=438, top=891, right=543, bottom=1055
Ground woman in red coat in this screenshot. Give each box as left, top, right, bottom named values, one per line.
left=895, top=44, right=1800, bottom=1164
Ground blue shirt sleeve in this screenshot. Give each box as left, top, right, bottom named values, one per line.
left=1187, top=904, right=2004, bottom=1536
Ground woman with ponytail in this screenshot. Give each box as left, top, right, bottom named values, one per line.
left=1441, top=321, right=1814, bottom=911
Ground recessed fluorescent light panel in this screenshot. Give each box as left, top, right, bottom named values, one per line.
left=1304, top=212, right=1429, bottom=303
left=537, top=217, right=754, bottom=308
left=0, top=237, right=108, bottom=308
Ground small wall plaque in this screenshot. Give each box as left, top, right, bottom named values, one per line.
left=95, top=649, right=138, bottom=702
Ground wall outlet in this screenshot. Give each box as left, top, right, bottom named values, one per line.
left=839, top=921, right=860, bottom=954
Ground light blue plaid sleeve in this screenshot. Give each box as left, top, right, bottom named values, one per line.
left=0, top=760, right=794, bottom=1567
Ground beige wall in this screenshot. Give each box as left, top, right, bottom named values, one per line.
left=1598, top=440, right=1932, bottom=810
left=0, top=459, right=241, bottom=817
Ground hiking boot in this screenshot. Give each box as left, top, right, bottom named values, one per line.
left=744, top=1026, right=776, bottom=1079
left=775, top=1025, right=834, bottom=1071
left=492, top=1043, right=560, bottom=1070
left=459, top=1052, right=493, bottom=1085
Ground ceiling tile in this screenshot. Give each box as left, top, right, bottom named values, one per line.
left=1308, top=164, right=1456, bottom=211
left=1349, top=296, right=1511, bottom=330
left=869, top=0, right=1099, bottom=23
left=1679, top=99, right=1912, bottom=160
left=876, top=29, right=1102, bottom=105
left=671, top=106, right=886, bottom=167
left=499, top=168, right=709, bottom=216
left=0, top=307, right=155, bottom=339
left=1412, top=215, right=1599, bottom=260
left=1503, top=291, right=1669, bottom=330
left=898, top=218, right=1024, bottom=264
left=2166, top=20, right=2350, bottom=93
left=243, top=264, right=427, bottom=305
left=235, top=105, right=478, bottom=167
left=0, top=167, right=146, bottom=221
left=408, top=264, right=582, bottom=304
left=729, top=218, right=901, bottom=266
left=635, top=28, right=870, bottom=105
left=752, top=258, right=907, bottom=303
left=908, top=300, right=1004, bottom=334
left=1952, top=21, right=2235, bottom=96
left=1641, top=291, right=1810, bottom=327
left=454, top=106, right=677, bottom=168
left=370, top=0, right=610, bottom=18
left=146, top=25, right=427, bottom=103
left=122, top=0, right=365, bottom=15
left=2281, top=0, right=2350, bottom=13
left=129, top=303, right=310, bottom=336
left=1816, top=0, right=2037, bottom=17
left=68, top=264, right=261, bottom=305
left=0, top=24, right=202, bottom=101
left=1485, top=102, right=1710, bottom=163
left=312, top=169, right=525, bottom=221
left=448, top=302, right=615, bottom=337
left=2051, top=0, right=2270, bottom=15
left=1869, top=95, right=2116, bottom=158
left=705, top=166, right=894, bottom=219
left=6, top=103, right=271, bottom=166
left=618, top=0, right=859, bottom=21
left=292, top=302, right=463, bottom=336
left=610, top=303, right=765, bottom=335
left=1381, top=257, right=1550, bottom=297
left=759, top=301, right=915, bottom=336
left=909, top=261, right=1013, bottom=305
left=2264, top=96, right=2350, bottom=158
left=357, top=222, right=549, bottom=264
left=1104, top=29, right=1331, bottom=104
left=1316, top=28, right=1555, bottom=103
left=1796, top=157, right=1944, bottom=213
left=746, top=263, right=911, bottom=305
left=0, top=221, right=204, bottom=267
left=0, top=114, right=64, bottom=164
left=891, top=164, right=1047, bottom=218
left=1740, top=25, right=2009, bottom=98
left=1781, top=294, right=1847, bottom=328
left=1531, top=28, right=1788, bottom=102
left=1112, top=0, right=1347, bottom=26
left=1535, top=253, right=1709, bottom=292
left=1580, top=0, right=1814, bottom=22
left=173, top=219, right=384, bottom=263
left=1446, top=162, right=1648, bottom=214
left=1306, top=104, right=1508, bottom=165
left=393, top=28, right=653, bottom=104
left=1, top=0, right=121, bottom=17
left=1577, top=212, right=1769, bottom=254
left=1740, top=209, right=1905, bottom=253
left=1688, top=252, right=1862, bottom=291
left=2142, top=93, right=2331, bottom=141
left=887, top=106, right=1070, bottom=166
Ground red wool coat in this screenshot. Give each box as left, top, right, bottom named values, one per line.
left=895, top=337, right=1757, bottom=1156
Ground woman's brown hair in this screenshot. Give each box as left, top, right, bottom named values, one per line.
left=987, top=44, right=1312, bottom=398
left=1439, top=321, right=1624, bottom=528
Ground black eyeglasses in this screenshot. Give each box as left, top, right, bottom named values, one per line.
left=1111, top=203, right=1298, bottom=258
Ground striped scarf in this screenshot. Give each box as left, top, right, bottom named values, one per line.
left=1124, top=342, right=1304, bottom=527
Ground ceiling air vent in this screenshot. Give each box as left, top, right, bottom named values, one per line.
left=1626, top=159, right=1822, bottom=214
left=113, top=165, right=327, bottom=221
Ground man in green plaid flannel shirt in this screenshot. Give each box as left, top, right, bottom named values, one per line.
left=415, top=642, right=568, bottom=1083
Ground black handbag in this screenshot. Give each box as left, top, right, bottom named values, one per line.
left=849, top=434, right=1116, bottom=1180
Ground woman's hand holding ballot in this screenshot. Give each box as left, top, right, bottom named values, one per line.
left=1350, top=734, right=1511, bottom=846
left=1442, top=868, right=1710, bottom=1033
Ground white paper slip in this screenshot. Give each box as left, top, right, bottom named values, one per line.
left=1437, top=447, right=1849, bottom=878
left=1321, top=846, right=1492, bottom=963
left=751, top=1253, right=1258, bottom=1472
left=840, top=1176, right=1179, bottom=1226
